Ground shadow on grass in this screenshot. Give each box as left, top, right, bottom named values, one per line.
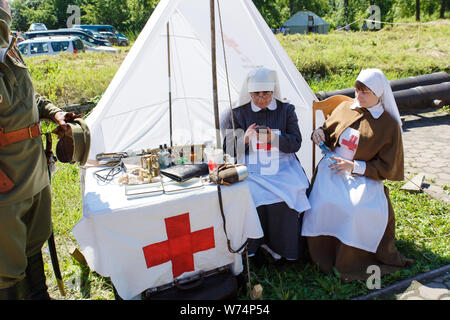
left=71, top=256, right=116, bottom=300
left=79, top=264, right=91, bottom=299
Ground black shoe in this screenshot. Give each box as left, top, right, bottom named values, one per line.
left=25, top=252, right=51, bottom=300
left=0, top=279, right=28, bottom=300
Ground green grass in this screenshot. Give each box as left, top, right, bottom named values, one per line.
left=34, top=22, right=450, bottom=300
left=279, top=22, right=450, bottom=92
left=242, top=181, right=449, bottom=300
left=27, top=50, right=129, bottom=107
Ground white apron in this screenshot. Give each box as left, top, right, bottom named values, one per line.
left=240, top=133, right=310, bottom=213
left=301, top=127, right=388, bottom=253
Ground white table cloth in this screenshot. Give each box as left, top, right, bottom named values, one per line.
left=72, top=167, right=263, bottom=299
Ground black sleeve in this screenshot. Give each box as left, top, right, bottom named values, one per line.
left=222, top=108, right=249, bottom=158
left=277, top=104, right=302, bottom=153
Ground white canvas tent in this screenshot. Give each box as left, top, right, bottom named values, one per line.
left=86, top=0, right=319, bottom=178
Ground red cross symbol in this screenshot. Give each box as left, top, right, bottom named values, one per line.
left=341, top=135, right=358, bottom=151
left=142, top=213, right=215, bottom=278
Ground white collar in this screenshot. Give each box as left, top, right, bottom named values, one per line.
left=251, top=98, right=277, bottom=112
left=351, top=100, right=384, bottom=119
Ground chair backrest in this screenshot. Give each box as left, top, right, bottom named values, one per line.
left=313, top=95, right=354, bottom=125
left=312, top=95, right=354, bottom=173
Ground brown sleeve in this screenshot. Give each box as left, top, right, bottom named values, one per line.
left=36, top=93, right=62, bottom=122
left=364, top=124, right=404, bottom=181
left=320, top=102, right=348, bottom=149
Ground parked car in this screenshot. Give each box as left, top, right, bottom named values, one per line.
left=99, top=31, right=118, bottom=45
left=81, top=40, right=119, bottom=54
left=73, top=28, right=108, bottom=42
left=115, top=32, right=130, bottom=46
left=73, top=24, right=129, bottom=46
left=17, top=36, right=85, bottom=57
left=28, top=23, right=47, bottom=32
left=73, top=24, right=118, bottom=34
left=24, top=29, right=111, bottom=47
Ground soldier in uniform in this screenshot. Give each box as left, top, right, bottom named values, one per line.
left=0, top=0, right=82, bottom=299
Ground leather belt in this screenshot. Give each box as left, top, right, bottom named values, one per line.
left=0, top=123, right=41, bottom=147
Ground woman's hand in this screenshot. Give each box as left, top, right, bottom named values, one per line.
left=312, top=128, right=325, bottom=145
left=329, top=157, right=354, bottom=174
left=257, top=126, right=273, bottom=144
left=244, top=123, right=257, bottom=144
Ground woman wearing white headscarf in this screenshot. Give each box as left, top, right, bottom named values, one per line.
left=301, top=69, right=413, bottom=281
left=224, top=67, right=310, bottom=264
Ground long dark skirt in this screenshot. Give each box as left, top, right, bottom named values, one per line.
left=248, top=201, right=305, bottom=260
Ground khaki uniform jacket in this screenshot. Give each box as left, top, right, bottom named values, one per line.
left=0, top=8, right=61, bottom=206
left=321, top=100, right=404, bottom=182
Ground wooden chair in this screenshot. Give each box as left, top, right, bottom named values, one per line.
left=312, top=95, right=354, bottom=173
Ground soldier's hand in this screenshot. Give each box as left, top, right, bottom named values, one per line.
left=52, top=112, right=83, bottom=138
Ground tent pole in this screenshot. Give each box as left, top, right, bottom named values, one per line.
left=217, top=0, right=237, bottom=163
left=210, top=0, right=221, bottom=149
left=167, top=22, right=173, bottom=148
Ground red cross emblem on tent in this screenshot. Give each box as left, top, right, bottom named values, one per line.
left=341, top=135, right=358, bottom=151
left=142, top=212, right=215, bottom=278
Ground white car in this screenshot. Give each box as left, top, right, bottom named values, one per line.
left=81, top=40, right=119, bottom=53
left=28, top=23, right=47, bottom=31
left=17, top=36, right=85, bottom=57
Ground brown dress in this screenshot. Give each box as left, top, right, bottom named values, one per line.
left=305, top=101, right=413, bottom=282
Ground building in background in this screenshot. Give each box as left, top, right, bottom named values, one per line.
left=283, top=10, right=329, bottom=35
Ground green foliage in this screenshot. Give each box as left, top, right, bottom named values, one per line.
left=124, top=0, right=158, bottom=34
left=393, top=0, right=450, bottom=20
left=81, top=0, right=130, bottom=30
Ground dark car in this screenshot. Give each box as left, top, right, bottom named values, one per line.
left=24, top=29, right=111, bottom=47
left=99, top=31, right=118, bottom=45
left=73, top=28, right=109, bottom=42
left=116, top=32, right=130, bottom=46
left=73, top=24, right=129, bottom=46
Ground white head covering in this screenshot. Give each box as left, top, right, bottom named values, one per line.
left=237, top=67, right=283, bottom=107
left=356, top=68, right=402, bottom=130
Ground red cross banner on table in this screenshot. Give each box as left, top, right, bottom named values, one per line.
left=73, top=167, right=263, bottom=299
left=142, top=212, right=215, bottom=278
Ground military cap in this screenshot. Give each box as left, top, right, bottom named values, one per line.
left=56, top=118, right=90, bottom=166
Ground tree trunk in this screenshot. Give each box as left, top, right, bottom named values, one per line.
left=416, top=0, right=420, bottom=21
left=290, top=0, right=294, bottom=15
left=440, top=0, right=446, bottom=19
left=344, top=0, right=348, bottom=7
